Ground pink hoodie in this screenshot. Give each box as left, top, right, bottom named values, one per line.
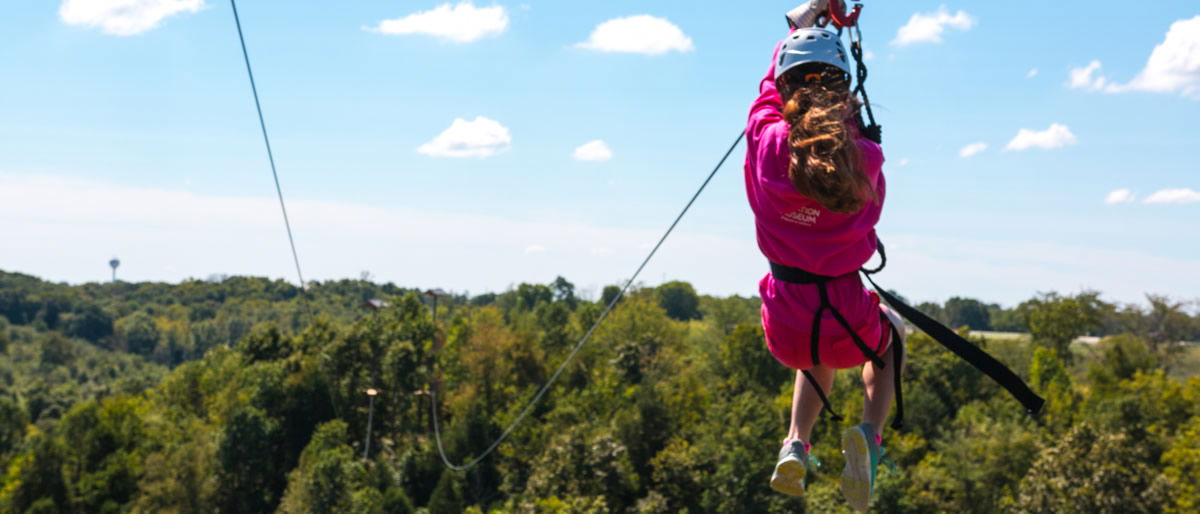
left=744, top=40, right=885, bottom=277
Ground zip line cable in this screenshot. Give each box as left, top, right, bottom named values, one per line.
left=229, top=0, right=346, bottom=420
left=430, top=130, right=747, bottom=471
left=226, top=0, right=746, bottom=469
left=229, top=0, right=306, bottom=292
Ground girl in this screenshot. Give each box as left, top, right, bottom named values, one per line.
left=745, top=3, right=904, bottom=510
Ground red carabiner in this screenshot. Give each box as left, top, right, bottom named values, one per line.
left=827, top=0, right=863, bottom=28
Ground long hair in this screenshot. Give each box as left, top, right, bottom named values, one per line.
left=781, top=70, right=876, bottom=214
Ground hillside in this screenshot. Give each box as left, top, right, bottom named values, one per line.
left=1, top=270, right=1198, bottom=513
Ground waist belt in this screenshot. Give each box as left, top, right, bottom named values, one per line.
left=768, top=262, right=840, bottom=284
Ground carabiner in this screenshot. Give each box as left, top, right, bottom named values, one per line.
left=827, top=0, right=863, bottom=29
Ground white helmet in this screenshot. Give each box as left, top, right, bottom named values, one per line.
left=775, top=28, right=850, bottom=81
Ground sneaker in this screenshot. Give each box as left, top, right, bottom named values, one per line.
left=841, top=424, right=883, bottom=511
left=770, top=440, right=811, bottom=497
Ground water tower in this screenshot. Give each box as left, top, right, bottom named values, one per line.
left=109, top=257, right=120, bottom=283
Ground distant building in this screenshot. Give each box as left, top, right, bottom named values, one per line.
left=364, top=299, right=390, bottom=310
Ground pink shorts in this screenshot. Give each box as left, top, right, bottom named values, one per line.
left=760, top=272, right=891, bottom=370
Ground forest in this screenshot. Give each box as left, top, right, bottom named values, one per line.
left=1, top=268, right=1198, bottom=513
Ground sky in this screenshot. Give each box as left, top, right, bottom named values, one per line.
left=1, top=0, right=1198, bottom=307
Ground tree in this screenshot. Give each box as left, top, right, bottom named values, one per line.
left=1024, top=292, right=1103, bottom=363
left=277, top=420, right=362, bottom=514
left=943, top=297, right=991, bottom=331
left=1014, top=424, right=1168, bottom=513
left=1143, top=295, right=1193, bottom=355
left=989, top=305, right=1027, bottom=332
left=237, top=323, right=291, bottom=362
left=522, top=427, right=638, bottom=510
left=7, top=433, right=69, bottom=513
left=1163, top=417, right=1200, bottom=514
left=656, top=281, right=701, bottom=321
left=426, top=470, right=466, bottom=514
left=115, top=312, right=159, bottom=356
left=132, top=433, right=218, bottom=514
left=381, top=487, right=415, bottom=514
left=551, top=276, right=579, bottom=310
left=1086, top=334, right=1156, bottom=390
left=0, top=315, right=9, bottom=353
left=63, top=303, right=113, bottom=343
left=717, top=324, right=790, bottom=396
left=514, top=283, right=554, bottom=312
left=1029, top=347, right=1079, bottom=431
left=600, top=285, right=622, bottom=307
left=216, top=407, right=282, bottom=513
left=56, top=397, right=146, bottom=513
left=698, top=295, right=760, bottom=334
left=38, top=333, right=76, bottom=367
left=0, top=397, right=27, bottom=458
left=916, top=301, right=947, bottom=325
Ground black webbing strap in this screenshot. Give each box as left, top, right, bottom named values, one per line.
left=888, top=317, right=904, bottom=429
left=810, top=304, right=826, bottom=368
left=861, top=242, right=1045, bottom=418
left=823, top=282, right=886, bottom=369
left=801, top=369, right=842, bottom=422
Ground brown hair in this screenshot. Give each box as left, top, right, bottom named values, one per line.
left=781, top=75, right=876, bottom=214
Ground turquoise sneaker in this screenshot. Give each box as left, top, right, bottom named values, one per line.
left=771, top=440, right=815, bottom=497
left=840, top=424, right=883, bottom=511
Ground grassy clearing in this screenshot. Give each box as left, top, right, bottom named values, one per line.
left=1169, top=343, right=1200, bottom=380
left=968, top=332, right=1200, bottom=381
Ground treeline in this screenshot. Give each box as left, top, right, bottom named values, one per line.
left=0, top=270, right=1198, bottom=513
left=917, top=292, right=1200, bottom=341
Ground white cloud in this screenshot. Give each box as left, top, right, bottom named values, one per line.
left=959, top=142, right=987, bottom=158
left=1066, top=17, right=1200, bottom=98
left=1005, top=123, right=1077, bottom=151
left=365, top=2, right=507, bottom=43
left=524, top=244, right=546, bottom=255
left=863, top=49, right=876, bottom=61
left=1118, top=16, right=1200, bottom=97
left=1144, top=188, right=1200, bottom=205
left=573, top=140, right=613, bottom=162
left=576, top=15, right=694, bottom=55
left=897, top=158, right=910, bottom=167
left=893, top=7, right=975, bottom=46
left=1027, top=68, right=1039, bottom=78
left=1067, top=60, right=1108, bottom=90
left=418, top=116, right=511, bottom=158
left=1105, top=189, right=1135, bottom=205
left=59, top=0, right=204, bottom=36
left=591, top=247, right=616, bottom=257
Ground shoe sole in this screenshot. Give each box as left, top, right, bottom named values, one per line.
left=770, top=456, right=807, bottom=497
left=841, top=428, right=872, bottom=511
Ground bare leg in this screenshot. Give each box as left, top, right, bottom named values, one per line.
left=861, top=306, right=906, bottom=436
left=786, top=365, right=835, bottom=443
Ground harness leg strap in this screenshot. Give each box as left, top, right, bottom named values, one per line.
left=801, top=369, right=843, bottom=422
left=828, top=304, right=887, bottom=369
left=810, top=304, right=826, bottom=367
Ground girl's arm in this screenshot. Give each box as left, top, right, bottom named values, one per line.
left=749, top=1, right=824, bottom=140
left=746, top=40, right=787, bottom=142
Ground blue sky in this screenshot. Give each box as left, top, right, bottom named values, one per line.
left=1, top=0, right=1198, bottom=307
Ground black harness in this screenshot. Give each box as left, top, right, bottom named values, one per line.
left=769, top=241, right=1044, bottom=429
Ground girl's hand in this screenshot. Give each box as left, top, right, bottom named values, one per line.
left=786, top=0, right=829, bottom=30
